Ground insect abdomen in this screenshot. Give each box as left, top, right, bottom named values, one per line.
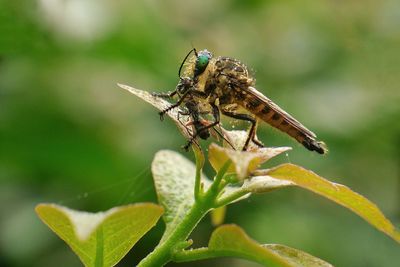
left=243, top=98, right=327, bottom=154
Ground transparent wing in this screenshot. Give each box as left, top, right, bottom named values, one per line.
left=243, top=86, right=317, bottom=139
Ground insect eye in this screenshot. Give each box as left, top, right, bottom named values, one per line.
left=194, top=50, right=212, bottom=76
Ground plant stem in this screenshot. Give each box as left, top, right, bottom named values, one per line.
left=193, top=147, right=204, bottom=200
left=173, top=247, right=213, bottom=262
left=214, top=190, right=249, bottom=208
left=137, top=199, right=210, bottom=267
left=137, top=161, right=230, bottom=267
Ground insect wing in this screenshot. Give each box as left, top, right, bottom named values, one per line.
left=242, top=86, right=317, bottom=139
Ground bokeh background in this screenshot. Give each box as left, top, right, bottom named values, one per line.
left=1, top=0, right=399, bottom=266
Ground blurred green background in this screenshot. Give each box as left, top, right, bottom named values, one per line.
left=1, top=0, right=399, bottom=266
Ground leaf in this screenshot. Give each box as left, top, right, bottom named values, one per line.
left=259, top=163, right=400, bottom=243
left=117, top=83, right=192, bottom=140
left=209, top=143, right=291, bottom=180
left=152, top=150, right=250, bottom=239
left=176, top=224, right=332, bottom=266
left=242, top=175, right=293, bottom=193
left=214, top=175, right=292, bottom=208
left=118, top=84, right=270, bottom=152
left=261, top=244, right=333, bottom=267
left=118, top=84, right=267, bottom=151
left=152, top=150, right=201, bottom=241
left=209, top=225, right=332, bottom=266
left=219, top=129, right=263, bottom=151
left=35, top=203, right=163, bottom=267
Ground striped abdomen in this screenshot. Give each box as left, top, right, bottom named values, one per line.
left=240, top=89, right=327, bottom=154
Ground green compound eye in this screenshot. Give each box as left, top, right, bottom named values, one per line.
left=197, top=55, right=209, bottom=68
left=194, top=50, right=212, bottom=76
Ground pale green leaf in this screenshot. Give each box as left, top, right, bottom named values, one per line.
left=261, top=244, right=334, bottom=267
left=152, top=150, right=202, bottom=241
left=175, top=224, right=332, bottom=266
left=209, top=225, right=332, bottom=266
left=242, top=175, right=293, bottom=193
left=214, top=175, right=291, bottom=208
left=260, top=163, right=400, bottom=243
left=218, top=129, right=267, bottom=151
left=152, top=150, right=249, bottom=239
left=35, top=203, right=163, bottom=267
left=209, top=143, right=291, bottom=180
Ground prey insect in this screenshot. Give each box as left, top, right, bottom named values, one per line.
left=155, top=76, right=233, bottom=150
left=155, top=48, right=327, bottom=154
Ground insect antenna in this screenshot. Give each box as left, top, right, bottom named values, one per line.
left=178, top=48, right=197, bottom=78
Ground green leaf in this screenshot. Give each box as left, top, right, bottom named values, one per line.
left=35, top=203, right=163, bottom=267
left=152, top=150, right=201, bottom=241
left=152, top=150, right=252, bottom=239
left=174, top=224, right=332, bottom=266
left=209, top=143, right=291, bottom=180
left=219, top=129, right=257, bottom=150
left=261, top=163, right=400, bottom=243
left=242, top=175, right=293, bottom=193
left=214, top=175, right=292, bottom=208
left=261, top=244, right=333, bottom=267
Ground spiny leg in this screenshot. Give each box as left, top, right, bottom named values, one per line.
left=186, top=104, right=211, bottom=140
left=249, top=120, right=264, bottom=148
left=177, top=109, right=194, bottom=137
left=183, top=103, right=220, bottom=151
left=152, top=76, right=194, bottom=100
left=152, top=90, right=177, bottom=99
left=177, top=107, right=210, bottom=140
left=220, top=109, right=263, bottom=151
left=158, top=90, right=208, bottom=121
left=158, top=89, right=192, bottom=121
left=211, top=125, right=235, bottom=150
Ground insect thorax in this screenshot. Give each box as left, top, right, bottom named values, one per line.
left=206, top=57, right=255, bottom=103
left=181, top=54, right=255, bottom=105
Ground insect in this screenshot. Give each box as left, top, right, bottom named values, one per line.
left=155, top=48, right=327, bottom=154
left=155, top=76, right=231, bottom=150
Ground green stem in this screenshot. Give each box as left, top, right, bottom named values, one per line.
left=137, top=199, right=210, bottom=267
left=137, top=160, right=230, bottom=267
left=207, top=160, right=231, bottom=196
left=173, top=247, right=248, bottom=263
left=193, top=147, right=204, bottom=200
left=173, top=247, right=214, bottom=262
left=214, top=190, right=249, bottom=207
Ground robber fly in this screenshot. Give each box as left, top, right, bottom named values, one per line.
left=156, top=76, right=231, bottom=150
left=154, top=75, right=210, bottom=137
left=155, top=49, right=327, bottom=154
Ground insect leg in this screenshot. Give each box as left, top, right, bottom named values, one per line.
left=152, top=90, right=178, bottom=99
left=158, top=88, right=208, bottom=121
left=220, top=109, right=262, bottom=151
left=183, top=103, right=220, bottom=151
left=248, top=120, right=264, bottom=148
left=158, top=89, right=192, bottom=121
left=185, top=101, right=210, bottom=140
left=176, top=109, right=194, bottom=137
left=152, top=76, right=194, bottom=99
left=211, top=125, right=235, bottom=149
